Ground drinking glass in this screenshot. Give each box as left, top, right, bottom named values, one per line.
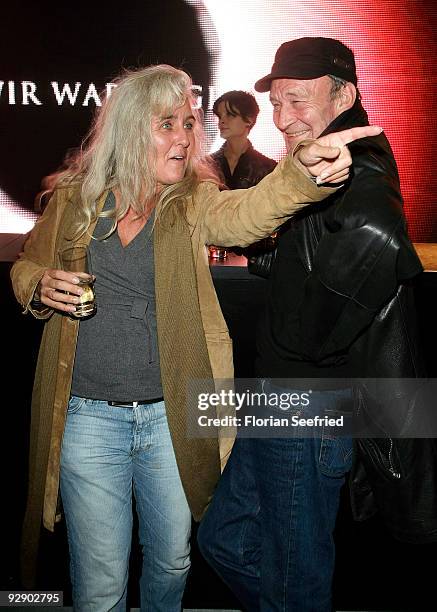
left=208, top=245, right=228, bottom=260
left=59, top=245, right=96, bottom=318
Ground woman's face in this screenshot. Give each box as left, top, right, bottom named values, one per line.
left=215, top=101, right=251, bottom=141
left=152, top=99, right=196, bottom=187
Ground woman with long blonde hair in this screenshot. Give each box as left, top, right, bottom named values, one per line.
left=11, top=63, right=378, bottom=611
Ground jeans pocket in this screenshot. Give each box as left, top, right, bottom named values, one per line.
left=318, top=433, right=353, bottom=478
left=67, top=395, right=87, bottom=415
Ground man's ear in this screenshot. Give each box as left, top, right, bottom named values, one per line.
left=337, top=82, right=356, bottom=113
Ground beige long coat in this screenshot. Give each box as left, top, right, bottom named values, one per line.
left=11, top=155, right=332, bottom=584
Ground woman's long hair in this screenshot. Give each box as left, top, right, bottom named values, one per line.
left=42, top=64, right=219, bottom=238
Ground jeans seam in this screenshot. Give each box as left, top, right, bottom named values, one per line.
left=283, top=438, right=303, bottom=611
left=238, top=505, right=260, bottom=567
left=63, top=504, right=76, bottom=601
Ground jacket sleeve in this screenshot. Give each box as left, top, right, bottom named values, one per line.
left=297, top=137, right=422, bottom=362
left=200, top=153, right=336, bottom=247
left=10, top=189, right=67, bottom=319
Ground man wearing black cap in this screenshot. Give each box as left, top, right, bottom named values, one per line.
left=198, top=37, right=424, bottom=611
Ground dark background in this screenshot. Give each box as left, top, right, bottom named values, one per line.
left=0, top=0, right=216, bottom=209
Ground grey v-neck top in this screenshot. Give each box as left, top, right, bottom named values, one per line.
left=71, top=193, right=162, bottom=401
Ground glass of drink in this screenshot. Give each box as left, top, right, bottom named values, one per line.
left=59, top=245, right=96, bottom=318
left=208, top=245, right=228, bottom=260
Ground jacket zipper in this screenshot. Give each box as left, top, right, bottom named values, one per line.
left=388, top=438, right=401, bottom=479
left=302, top=216, right=318, bottom=273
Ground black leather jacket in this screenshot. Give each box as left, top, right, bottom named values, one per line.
left=287, top=102, right=423, bottom=373
left=261, top=101, right=437, bottom=542
left=313, top=105, right=437, bottom=543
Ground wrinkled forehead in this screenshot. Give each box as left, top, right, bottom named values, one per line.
left=269, top=75, right=332, bottom=99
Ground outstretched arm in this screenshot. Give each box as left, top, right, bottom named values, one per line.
left=202, top=125, right=382, bottom=248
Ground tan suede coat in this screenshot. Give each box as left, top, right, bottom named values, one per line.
left=11, top=155, right=333, bottom=584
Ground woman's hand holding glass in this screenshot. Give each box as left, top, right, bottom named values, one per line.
left=36, top=245, right=96, bottom=317
left=35, top=268, right=87, bottom=315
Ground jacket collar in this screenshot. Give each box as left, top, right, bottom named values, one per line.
left=214, top=139, right=254, bottom=160
left=320, top=99, right=369, bottom=138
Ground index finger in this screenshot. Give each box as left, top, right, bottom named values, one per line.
left=44, top=268, right=82, bottom=284
left=335, top=125, right=382, bottom=146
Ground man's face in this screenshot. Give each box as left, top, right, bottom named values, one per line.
left=269, top=76, right=341, bottom=152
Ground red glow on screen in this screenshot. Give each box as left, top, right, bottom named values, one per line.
left=204, top=0, right=437, bottom=241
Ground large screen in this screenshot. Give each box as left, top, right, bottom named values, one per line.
left=1, top=0, right=436, bottom=242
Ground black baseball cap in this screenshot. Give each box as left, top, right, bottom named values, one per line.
left=254, top=37, right=357, bottom=92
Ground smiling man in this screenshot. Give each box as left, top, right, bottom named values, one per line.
left=270, top=75, right=353, bottom=149
left=198, top=37, right=424, bottom=611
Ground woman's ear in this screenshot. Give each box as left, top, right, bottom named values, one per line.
left=337, top=82, right=356, bottom=113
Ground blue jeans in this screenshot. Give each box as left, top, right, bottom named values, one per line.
left=60, top=397, right=191, bottom=612
left=198, top=387, right=353, bottom=612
